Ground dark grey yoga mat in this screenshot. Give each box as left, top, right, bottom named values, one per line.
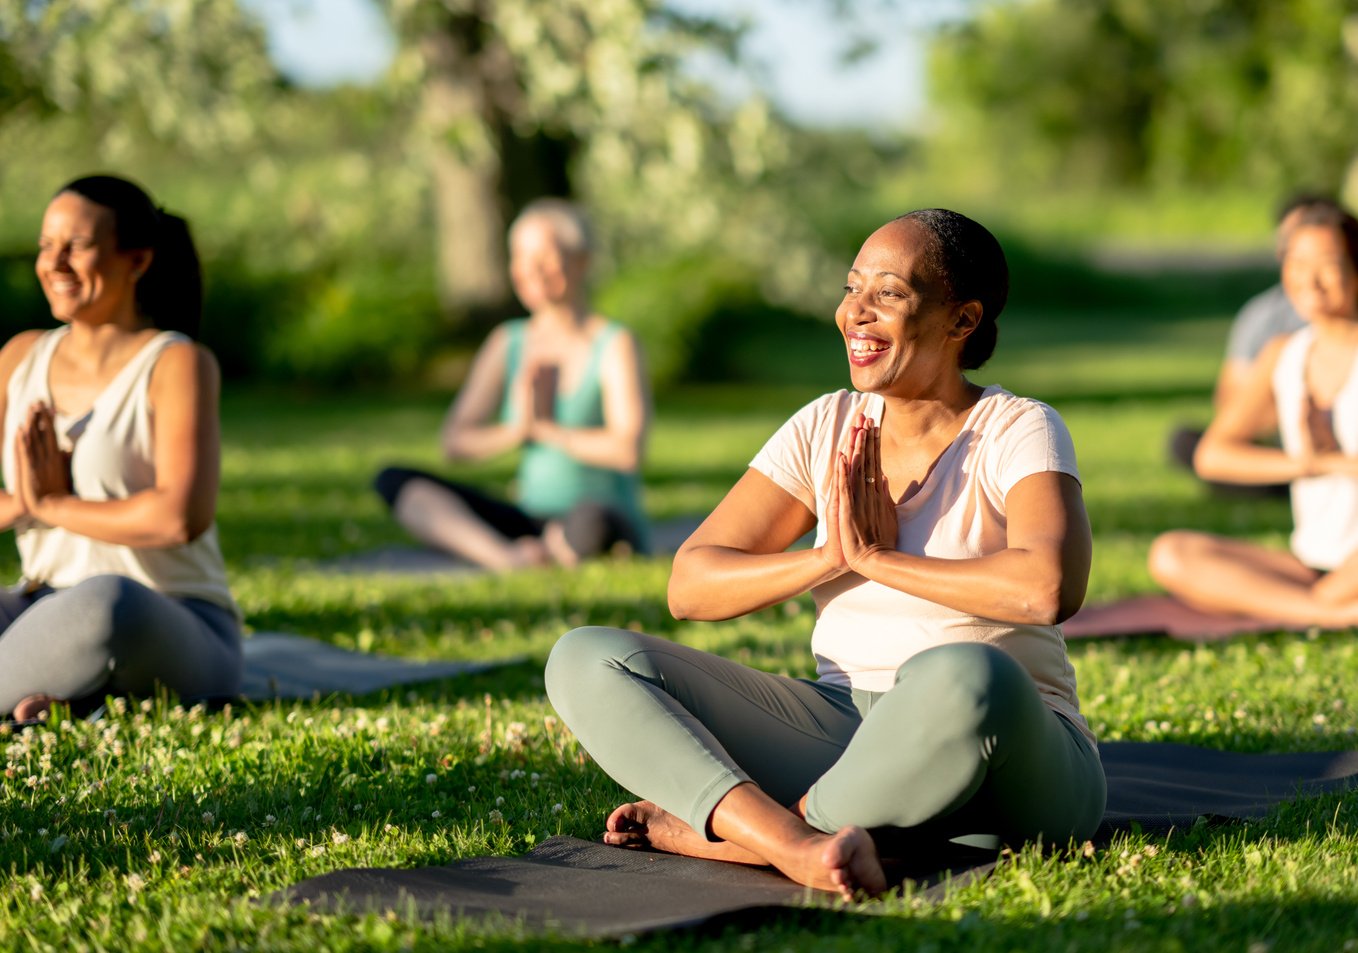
left=1098, top=740, right=1358, bottom=832
left=268, top=741, right=1358, bottom=937
left=238, top=633, right=512, bottom=700
left=269, top=833, right=994, bottom=937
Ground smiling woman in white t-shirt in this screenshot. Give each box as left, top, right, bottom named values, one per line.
left=544, top=210, right=1105, bottom=899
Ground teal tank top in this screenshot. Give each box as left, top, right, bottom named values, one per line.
left=500, top=319, right=650, bottom=550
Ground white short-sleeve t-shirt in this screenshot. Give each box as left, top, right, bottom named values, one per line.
left=750, top=386, right=1093, bottom=744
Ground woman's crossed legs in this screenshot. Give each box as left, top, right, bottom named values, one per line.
left=545, top=627, right=1105, bottom=898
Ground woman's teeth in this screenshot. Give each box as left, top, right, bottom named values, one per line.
left=850, top=339, right=889, bottom=353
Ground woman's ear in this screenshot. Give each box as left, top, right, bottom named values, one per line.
left=129, top=248, right=154, bottom=281
left=949, top=301, right=983, bottom=342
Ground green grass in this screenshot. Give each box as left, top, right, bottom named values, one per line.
left=3, top=307, right=1358, bottom=951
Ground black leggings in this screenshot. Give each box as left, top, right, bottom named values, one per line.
left=374, top=466, right=645, bottom=558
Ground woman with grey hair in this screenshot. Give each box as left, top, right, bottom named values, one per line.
left=375, top=199, right=651, bottom=568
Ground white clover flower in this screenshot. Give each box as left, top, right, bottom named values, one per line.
left=488, top=809, right=504, bottom=825
left=201, top=812, right=214, bottom=824
left=149, top=850, right=162, bottom=864
left=383, top=824, right=398, bottom=835
left=308, top=845, right=326, bottom=858
left=467, top=786, right=476, bottom=793
left=552, top=803, right=563, bottom=814
left=126, top=873, right=145, bottom=892
left=430, top=810, right=441, bottom=819
left=495, top=796, right=505, bottom=806
left=331, top=831, right=350, bottom=845
left=233, top=831, right=248, bottom=845
left=425, top=773, right=437, bottom=785
left=28, top=882, right=41, bottom=901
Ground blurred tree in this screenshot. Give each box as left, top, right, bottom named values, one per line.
left=0, top=0, right=280, bottom=156
left=380, top=0, right=835, bottom=329
left=929, top=0, right=1358, bottom=193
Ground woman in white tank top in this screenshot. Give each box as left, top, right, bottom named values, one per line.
left=0, top=175, right=241, bottom=723
left=1149, top=201, right=1358, bottom=627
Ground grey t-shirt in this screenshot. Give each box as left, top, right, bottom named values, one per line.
left=1225, top=284, right=1305, bottom=363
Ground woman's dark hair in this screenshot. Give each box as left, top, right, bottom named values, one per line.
left=56, top=175, right=202, bottom=339
left=1278, top=199, right=1358, bottom=271
left=895, top=209, right=1008, bottom=371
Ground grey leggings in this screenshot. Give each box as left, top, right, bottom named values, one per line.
left=546, top=627, right=1106, bottom=848
left=0, top=574, right=243, bottom=716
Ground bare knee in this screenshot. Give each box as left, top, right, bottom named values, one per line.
left=1147, top=530, right=1209, bottom=587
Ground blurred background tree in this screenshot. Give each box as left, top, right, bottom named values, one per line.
left=929, top=0, right=1358, bottom=194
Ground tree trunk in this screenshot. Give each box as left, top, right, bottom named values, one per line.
left=419, top=22, right=510, bottom=328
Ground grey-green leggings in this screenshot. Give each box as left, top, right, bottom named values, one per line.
left=546, top=627, right=1106, bottom=847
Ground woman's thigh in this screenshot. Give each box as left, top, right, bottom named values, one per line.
left=547, top=626, right=861, bottom=810
left=806, top=642, right=1105, bottom=843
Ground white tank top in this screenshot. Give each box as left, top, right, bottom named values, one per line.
left=1, top=327, right=238, bottom=616
left=1273, top=326, right=1358, bottom=570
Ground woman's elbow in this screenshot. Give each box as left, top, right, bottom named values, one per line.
left=1021, top=577, right=1082, bottom=627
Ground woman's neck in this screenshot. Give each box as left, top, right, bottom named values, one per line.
left=63, top=316, right=156, bottom=368
left=528, top=299, right=590, bottom=331
left=1309, top=314, right=1358, bottom=346
left=877, top=375, right=984, bottom=442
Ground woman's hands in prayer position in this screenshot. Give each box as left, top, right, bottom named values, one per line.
left=820, top=414, right=897, bottom=576
left=12, top=402, right=72, bottom=518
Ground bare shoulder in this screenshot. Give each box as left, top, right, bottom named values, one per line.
left=0, top=329, right=48, bottom=381
left=149, top=340, right=221, bottom=395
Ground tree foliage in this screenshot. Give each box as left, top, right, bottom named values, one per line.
left=929, top=0, right=1358, bottom=192
left=0, top=0, right=280, bottom=157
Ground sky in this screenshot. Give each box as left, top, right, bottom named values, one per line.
left=238, top=0, right=947, bottom=129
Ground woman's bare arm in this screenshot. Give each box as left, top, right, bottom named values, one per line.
left=441, top=325, right=527, bottom=460
left=1194, top=336, right=1313, bottom=483
left=668, top=468, right=848, bottom=620
left=24, top=343, right=220, bottom=547
left=529, top=330, right=649, bottom=471
left=843, top=470, right=1092, bottom=625
left=0, top=331, right=50, bottom=531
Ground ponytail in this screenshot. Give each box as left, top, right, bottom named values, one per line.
left=56, top=175, right=203, bottom=339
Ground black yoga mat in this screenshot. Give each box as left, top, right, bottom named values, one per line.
left=267, top=740, right=1358, bottom=938
left=238, top=633, right=513, bottom=701
left=1062, top=595, right=1310, bottom=642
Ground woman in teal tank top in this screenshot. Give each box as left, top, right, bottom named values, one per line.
left=375, top=199, right=651, bottom=570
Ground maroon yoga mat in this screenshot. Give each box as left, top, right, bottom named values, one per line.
left=1062, top=595, right=1312, bottom=642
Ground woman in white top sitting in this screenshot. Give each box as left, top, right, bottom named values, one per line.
left=545, top=210, right=1106, bottom=898
left=1150, top=201, right=1358, bottom=627
left=0, top=175, right=241, bottom=722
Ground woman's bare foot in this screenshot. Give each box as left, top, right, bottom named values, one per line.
left=12, top=693, right=56, bottom=722
left=603, top=801, right=766, bottom=865
left=541, top=521, right=580, bottom=568
left=506, top=536, right=551, bottom=569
